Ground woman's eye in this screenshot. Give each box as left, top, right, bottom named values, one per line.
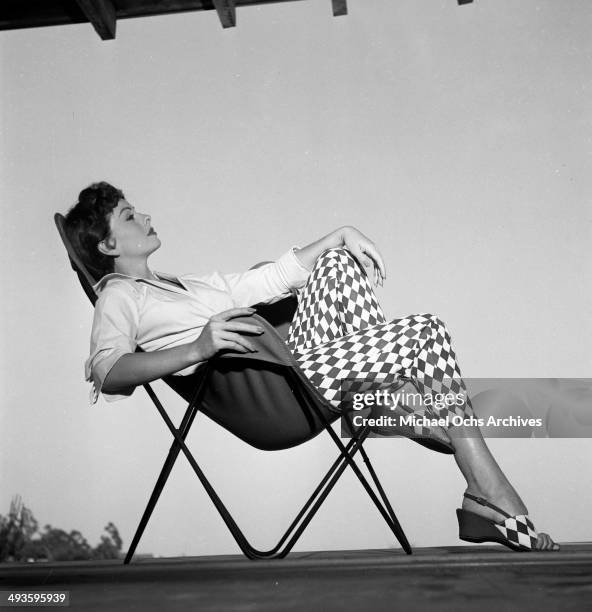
left=128, top=214, right=134, bottom=220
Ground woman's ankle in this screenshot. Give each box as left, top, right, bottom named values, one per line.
left=462, top=483, right=528, bottom=518
left=447, top=423, right=484, bottom=441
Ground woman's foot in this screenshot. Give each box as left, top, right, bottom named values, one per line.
left=461, top=485, right=560, bottom=551
left=448, top=425, right=559, bottom=551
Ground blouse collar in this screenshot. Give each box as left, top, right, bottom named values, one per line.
left=93, top=270, right=185, bottom=293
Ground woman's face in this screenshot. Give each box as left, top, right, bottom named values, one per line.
left=105, top=198, right=161, bottom=260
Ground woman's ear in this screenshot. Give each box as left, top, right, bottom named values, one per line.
left=97, top=236, right=118, bottom=257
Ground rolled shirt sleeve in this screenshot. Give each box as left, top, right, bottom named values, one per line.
left=85, top=280, right=139, bottom=404
left=217, top=247, right=312, bottom=307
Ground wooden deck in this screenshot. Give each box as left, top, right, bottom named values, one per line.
left=1, top=544, right=591, bottom=611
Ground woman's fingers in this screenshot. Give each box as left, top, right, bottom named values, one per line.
left=362, top=242, right=387, bottom=280
left=356, top=249, right=383, bottom=288
left=220, top=331, right=257, bottom=353
left=208, top=309, right=265, bottom=355
left=221, top=321, right=264, bottom=335
left=373, top=262, right=383, bottom=287
left=342, top=227, right=386, bottom=282
left=221, top=339, right=255, bottom=354
left=374, top=264, right=384, bottom=287
left=351, top=247, right=373, bottom=277
left=212, top=307, right=257, bottom=322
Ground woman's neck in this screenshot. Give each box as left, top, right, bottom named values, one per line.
left=113, top=259, right=153, bottom=280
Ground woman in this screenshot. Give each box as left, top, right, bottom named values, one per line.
left=65, top=181, right=559, bottom=552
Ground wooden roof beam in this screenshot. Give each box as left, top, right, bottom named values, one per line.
left=74, top=0, right=116, bottom=40
left=213, top=0, right=236, bottom=28
left=332, top=1, right=348, bottom=17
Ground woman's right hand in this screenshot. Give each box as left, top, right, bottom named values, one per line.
left=102, top=307, right=265, bottom=393
left=190, top=307, right=265, bottom=362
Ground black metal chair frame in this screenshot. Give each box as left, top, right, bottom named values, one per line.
left=54, top=212, right=412, bottom=563
left=125, top=370, right=411, bottom=562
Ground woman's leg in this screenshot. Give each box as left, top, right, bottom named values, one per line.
left=450, top=428, right=558, bottom=549
left=288, top=248, right=558, bottom=550
left=287, top=247, right=387, bottom=351
left=287, top=248, right=452, bottom=440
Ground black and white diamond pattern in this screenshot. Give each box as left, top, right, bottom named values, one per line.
left=287, top=248, right=385, bottom=351
left=287, top=247, right=474, bottom=424
left=495, top=515, right=538, bottom=550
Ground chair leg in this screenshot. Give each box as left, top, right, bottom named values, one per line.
left=123, top=379, right=205, bottom=564
left=291, top=378, right=412, bottom=554
left=250, top=424, right=410, bottom=558
left=251, top=437, right=361, bottom=557
left=247, top=433, right=372, bottom=559
left=358, top=446, right=401, bottom=528
left=274, top=428, right=373, bottom=557
left=326, top=427, right=412, bottom=554
left=142, top=383, right=266, bottom=558
left=342, top=410, right=403, bottom=527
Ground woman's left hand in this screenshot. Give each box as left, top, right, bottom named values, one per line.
left=340, top=226, right=386, bottom=287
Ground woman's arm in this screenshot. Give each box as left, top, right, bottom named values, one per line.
left=102, top=344, right=201, bottom=393
left=294, top=226, right=386, bottom=286
left=102, top=307, right=263, bottom=394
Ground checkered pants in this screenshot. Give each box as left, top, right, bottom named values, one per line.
left=287, top=248, right=474, bottom=426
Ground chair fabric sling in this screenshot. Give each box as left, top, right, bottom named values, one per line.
left=55, top=212, right=412, bottom=561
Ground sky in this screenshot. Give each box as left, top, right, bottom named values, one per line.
left=1, top=0, right=591, bottom=557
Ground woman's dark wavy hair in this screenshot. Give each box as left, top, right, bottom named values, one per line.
left=64, top=182, right=125, bottom=281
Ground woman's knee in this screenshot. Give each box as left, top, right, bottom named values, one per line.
left=417, top=312, right=449, bottom=333
left=314, top=247, right=363, bottom=276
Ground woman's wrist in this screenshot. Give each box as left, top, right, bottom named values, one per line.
left=186, top=340, right=205, bottom=365
left=294, top=227, right=349, bottom=270
left=334, top=226, right=353, bottom=248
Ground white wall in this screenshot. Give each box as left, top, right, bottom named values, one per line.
left=1, top=0, right=591, bottom=557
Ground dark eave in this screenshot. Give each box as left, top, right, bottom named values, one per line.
left=0, top=1, right=473, bottom=38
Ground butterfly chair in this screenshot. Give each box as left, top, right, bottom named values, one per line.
left=55, top=213, right=414, bottom=562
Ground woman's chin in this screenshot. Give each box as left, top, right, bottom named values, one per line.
left=147, top=239, right=161, bottom=255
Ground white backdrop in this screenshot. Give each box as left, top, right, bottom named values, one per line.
left=1, top=0, right=591, bottom=557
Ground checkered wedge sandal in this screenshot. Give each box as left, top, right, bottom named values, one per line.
left=456, top=492, right=539, bottom=551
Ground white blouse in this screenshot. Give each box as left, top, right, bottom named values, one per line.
left=85, top=247, right=311, bottom=404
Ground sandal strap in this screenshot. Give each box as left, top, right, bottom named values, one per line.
left=463, top=492, right=512, bottom=519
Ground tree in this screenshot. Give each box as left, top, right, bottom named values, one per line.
left=0, top=496, right=123, bottom=562
left=0, top=496, right=38, bottom=562
left=92, top=522, right=123, bottom=560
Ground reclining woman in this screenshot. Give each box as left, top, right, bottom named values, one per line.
left=64, top=181, right=559, bottom=552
